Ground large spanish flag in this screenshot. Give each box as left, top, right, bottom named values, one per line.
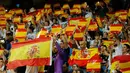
left=111, top=55, right=130, bottom=73
left=7, top=37, right=52, bottom=69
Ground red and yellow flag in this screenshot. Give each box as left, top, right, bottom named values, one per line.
left=23, top=15, right=33, bottom=22
left=110, top=24, right=123, bottom=33
left=68, top=48, right=101, bottom=71
left=62, top=4, right=70, bottom=9
left=13, top=16, right=21, bottom=23
left=37, top=28, right=48, bottom=38
left=0, top=10, right=5, bottom=14
left=7, top=37, right=52, bottom=69
left=54, top=10, right=64, bottom=16
left=0, top=17, right=6, bottom=26
left=111, top=55, right=130, bottom=73
left=44, top=4, right=51, bottom=8
left=14, top=9, right=23, bottom=15
left=17, top=23, right=25, bottom=29
left=73, top=4, right=81, bottom=9
left=15, top=29, right=27, bottom=42
left=88, top=22, right=98, bottom=31
left=96, top=16, right=103, bottom=28
left=4, top=13, right=13, bottom=19
left=51, top=25, right=61, bottom=34
left=36, top=11, right=42, bottom=22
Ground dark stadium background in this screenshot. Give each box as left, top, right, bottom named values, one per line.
left=0, top=0, right=130, bottom=11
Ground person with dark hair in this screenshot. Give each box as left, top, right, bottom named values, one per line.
left=26, top=26, right=36, bottom=40
left=69, top=64, right=83, bottom=73
left=53, top=34, right=70, bottom=73
left=122, top=44, right=130, bottom=55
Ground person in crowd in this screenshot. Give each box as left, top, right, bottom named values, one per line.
left=26, top=26, right=36, bottom=40
left=122, top=44, right=130, bottom=55
left=0, top=58, right=6, bottom=73
left=100, top=45, right=109, bottom=73
left=69, top=64, right=84, bottom=73
left=112, top=37, right=123, bottom=58
left=53, top=34, right=70, bottom=73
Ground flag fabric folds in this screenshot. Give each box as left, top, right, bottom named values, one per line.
left=68, top=48, right=101, bottom=71
left=7, top=37, right=52, bottom=69
left=111, top=55, right=130, bottom=73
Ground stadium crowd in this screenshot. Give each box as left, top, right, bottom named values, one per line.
left=0, top=1, right=130, bottom=73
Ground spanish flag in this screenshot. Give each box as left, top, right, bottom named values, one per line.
left=96, top=16, right=103, bottom=28
left=18, top=23, right=25, bottom=29
left=23, top=15, right=33, bottom=22
left=111, top=55, right=130, bottom=73
left=81, top=2, right=87, bottom=8
left=44, top=8, right=52, bottom=14
left=9, top=9, right=15, bottom=15
left=36, top=11, right=42, bottom=22
left=70, top=8, right=79, bottom=14
left=78, top=19, right=87, bottom=27
left=44, top=4, right=51, bottom=8
left=7, top=37, right=52, bottom=69
left=73, top=4, right=81, bottom=9
left=62, top=4, right=70, bottom=9
left=4, top=13, right=13, bottom=19
left=15, top=29, right=27, bottom=42
left=13, top=16, right=21, bottom=23
left=88, top=22, right=98, bottom=31
left=54, top=10, right=64, bottom=16
left=37, top=28, right=47, bottom=38
left=74, top=32, right=84, bottom=41
left=0, top=17, right=6, bottom=26
left=110, top=24, right=123, bottom=33
left=65, top=25, right=76, bottom=36
left=0, top=10, right=5, bottom=14
left=14, top=9, right=23, bottom=15
left=69, top=18, right=79, bottom=26
left=103, top=40, right=114, bottom=47
left=119, top=14, right=127, bottom=21
left=68, top=48, right=101, bottom=69
left=51, top=25, right=61, bottom=34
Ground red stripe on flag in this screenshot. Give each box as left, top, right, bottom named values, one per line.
left=7, top=58, right=50, bottom=69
